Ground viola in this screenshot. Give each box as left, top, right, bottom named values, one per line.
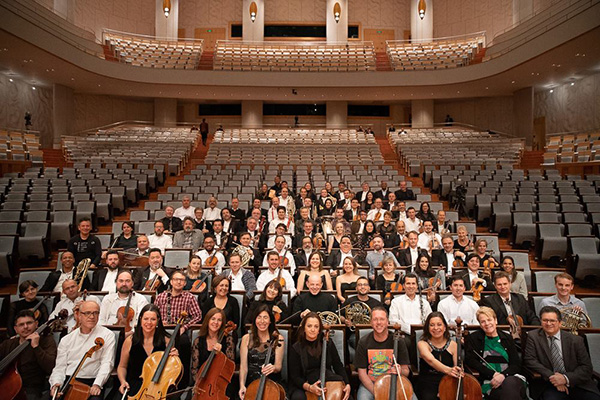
left=244, top=332, right=285, bottom=400
left=438, top=317, right=482, bottom=400
left=193, top=321, right=237, bottom=400
left=30, top=295, right=50, bottom=320
left=0, top=310, right=68, bottom=400
left=116, top=292, right=134, bottom=333
left=506, top=300, right=524, bottom=340
left=204, top=253, right=219, bottom=268
left=373, top=325, right=413, bottom=400
left=144, top=273, right=161, bottom=292
left=129, top=312, right=187, bottom=400
left=55, top=337, right=105, bottom=400
left=305, top=326, right=344, bottom=400
left=191, top=272, right=211, bottom=294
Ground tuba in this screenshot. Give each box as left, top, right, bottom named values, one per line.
left=74, top=258, right=91, bottom=291
left=560, top=307, right=592, bottom=334
left=231, top=245, right=252, bottom=268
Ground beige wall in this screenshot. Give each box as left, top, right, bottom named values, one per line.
left=433, top=0, right=513, bottom=40
left=73, top=94, right=153, bottom=133
left=534, top=72, right=600, bottom=135
left=434, top=96, right=514, bottom=135
left=0, top=75, right=53, bottom=147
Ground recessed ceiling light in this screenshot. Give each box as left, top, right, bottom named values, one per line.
left=485, top=87, right=489, bottom=89
left=457, top=91, right=460, bottom=94
left=571, top=82, right=575, bottom=86
left=9, top=78, right=13, bottom=82
left=71, top=78, right=75, bottom=81
left=550, top=89, right=554, bottom=93
left=32, top=86, right=36, bottom=90
left=511, top=80, right=515, bottom=84
left=97, top=84, right=101, bottom=87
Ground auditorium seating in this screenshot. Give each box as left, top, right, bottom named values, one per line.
left=0, top=131, right=42, bottom=164
left=214, top=41, right=376, bottom=72
left=387, top=33, right=485, bottom=71
left=542, top=131, right=600, bottom=165
left=103, top=30, right=203, bottom=69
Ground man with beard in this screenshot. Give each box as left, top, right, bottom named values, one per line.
left=172, top=216, right=204, bottom=253
left=99, top=270, right=149, bottom=330
left=41, top=250, right=90, bottom=292
left=125, top=234, right=151, bottom=256
left=91, top=250, right=121, bottom=292
left=147, top=220, right=173, bottom=254
left=134, top=249, right=170, bottom=293
left=195, top=235, right=226, bottom=274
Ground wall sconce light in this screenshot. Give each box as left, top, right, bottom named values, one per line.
left=418, top=0, right=426, bottom=20
left=249, top=2, right=257, bottom=23
left=333, top=2, right=341, bottom=23
left=163, top=0, right=171, bottom=17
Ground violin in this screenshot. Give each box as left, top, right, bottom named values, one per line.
left=482, top=257, right=497, bottom=272
left=30, top=295, right=50, bottom=320
left=312, top=234, right=324, bottom=251
left=54, top=337, right=105, bottom=400
left=385, top=273, right=403, bottom=304
left=194, top=321, right=237, bottom=400
left=472, top=281, right=484, bottom=302
left=277, top=249, right=288, bottom=288
left=305, top=326, right=345, bottom=400
left=373, top=324, right=413, bottom=400
left=205, top=253, right=219, bottom=268
left=438, top=317, right=482, bottom=400
left=244, top=332, right=286, bottom=400
left=506, top=300, right=524, bottom=340
left=129, top=312, right=187, bottom=400
left=0, top=310, right=68, bottom=400
left=272, top=305, right=283, bottom=323
left=191, top=272, right=211, bottom=294
left=116, top=292, right=134, bottom=333
left=144, top=272, right=161, bottom=292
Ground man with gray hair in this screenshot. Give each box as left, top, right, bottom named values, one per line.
left=173, top=217, right=204, bottom=252
left=174, top=195, right=195, bottom=220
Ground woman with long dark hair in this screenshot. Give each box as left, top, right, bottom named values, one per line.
left=499, top=256, right=528, bottom=299
left=114, top=221, right=138, bottom=249
left=238, top=305, right=284, bottom=399
left=244, top=280, right=289, bottom=325
left=117, top=304, right=177, bottom=395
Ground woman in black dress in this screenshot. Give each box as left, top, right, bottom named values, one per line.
left=114, top=221, right=138, bottom=249
left=416, top=311, right=461, bottom=400
left=417, top=202, right=436, bottom=222
left=288, top=312, right=351, bottom=400
left=201, top=276, right=240, bottom=337
left=244, top=280, right=289, bottom=325
left=117, top=304, right=177, bottom=395
left=7, top=280, right=48, bottom=336
left=238, top=304, right=284, bottom=399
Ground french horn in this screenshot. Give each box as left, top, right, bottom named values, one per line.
left=344, top=301, right=371, bottom=327
left=318, top=311, right=341, bottom=325
left=74, top=258, right=91, bottom=291
left=231, top=245, right=252, bottom=268
left=560, top=306, right=592, bottom=334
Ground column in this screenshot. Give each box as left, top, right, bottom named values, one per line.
left=52, top=84, right=73, bottom=148
left=154, top=98, right=177, bottom=126
left=326, top=101, right=347, bottom=128
left=411, top=99, right=434, bottom=128
left=513, top=87, right=534, bottom=145
left=326, top=0, right=348, bottom=43
left=242, top=100, right=263, bottom=128
left=410, top=0, right=433, bottom=41
left=513, top=0, right=533, bottom=26
left=243, top=0, right=264, bottom=41
left=156, top=0, right=179, bottom=38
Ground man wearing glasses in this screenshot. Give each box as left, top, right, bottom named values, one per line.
left=0, top=310, right=57, bottom=399
left=50, top=301, right=116, bottom=400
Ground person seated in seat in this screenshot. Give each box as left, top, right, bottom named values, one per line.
left=161, top=205, right=182, bottom=233
left=147, top=220, right=173, bottom=254
left=41, top=250, right=91, bottom=293
left=7, top=280, right=49, bottom=337
left=480, top=271, right=539, bottom=326
left=172, top=216, right=204, bottom=253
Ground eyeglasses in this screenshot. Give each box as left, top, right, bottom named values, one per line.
left=171, top=278, right=186, bottom=282
left=80, top=311, right=100, bottom=318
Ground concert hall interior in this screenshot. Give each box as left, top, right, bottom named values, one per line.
left=1, top=0, right=600, bottom=399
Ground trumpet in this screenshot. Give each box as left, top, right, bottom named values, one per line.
left=74, top=258, right=91, bottom=291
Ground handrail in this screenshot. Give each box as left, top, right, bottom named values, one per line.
left=385, top=122, right=522, bottom=140
left=216, top=39, right=374, bottom=48
left=0, top=127, right=41, bottom=135
left=103, top=28, right=203, bottom=44
left=387, top=31, right=486, bottom=46
left=546, top=128, right=600, bottom=138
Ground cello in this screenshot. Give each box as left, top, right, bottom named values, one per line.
left=244, top=331, right=286, bottom=400
left=128, top=312, right=187, bottom=400
left=0, top=310, right=68, bottom=400
left=438, top=317, right=482, bottom=400
left=53, top=337, right=105, bottom=400
left=116, top=292, right=135, bottom=333
left=373, top=324, right=413, bottom=400
left=193, top=321, right=237, bottom=400
left=305, top=326, right=345, bottom=400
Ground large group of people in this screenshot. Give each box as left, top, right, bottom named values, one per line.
left=2, top=177, right=599, bottom=400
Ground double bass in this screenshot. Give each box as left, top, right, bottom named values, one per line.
left=53, top=337, right=105, bottom=400
left=438, top=317, right=482, bottom=400
left=30, top=295, right=50, bottom=320
left=373, top=325, right=413, bottom=400
left=244, top=331, right=286, bottom=400
left=193, top=321, right=237, bottom=400
left=305, top=326, right=344, bottom=400
left=0, top=310, right=67, bottom=400
left=128, top=312, right=187, bottom=400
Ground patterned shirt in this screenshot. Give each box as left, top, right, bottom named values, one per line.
left=154, top=290, right=202, bottom=331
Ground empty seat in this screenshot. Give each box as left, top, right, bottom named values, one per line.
left=536, top=223, right=567, bottom=262
left=163, top=249, right=192, bottom=268
left=0, top=235, right=16, bottom=278
left=534, top=270, right=561, bottom=292
left=491, top=202, right=511, bottom=234
left=512, top=212, right=536, bottom=247
left=19, top=222, right=49, bottom=260
left=569, top=236, right=600, bottom=280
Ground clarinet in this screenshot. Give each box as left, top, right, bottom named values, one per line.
left=418, top=280, right=426, bottom=324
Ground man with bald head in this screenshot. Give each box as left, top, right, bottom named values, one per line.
left=49, top=279, right=101, bottom=331
left=292, top=274, right=337, bottom=321
left=50, top=301, right=116, bottom=400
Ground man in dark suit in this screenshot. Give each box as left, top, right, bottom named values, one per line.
left=524, top=305, right=600, bottom=400
left=480, top=271, right=540, bottom=325
left=394, top=181, right=415, bottom=201
left=40, top=251, right=90, bottom=292
left=350, top=210, right=368, bottom=242
left=229, top=197, right=246, bottom=226
left=355, top=182, right=371, bottom=203
left=374, top=181, right=391, bottom=202
left=134, top=248, right=170, bottom=293
left=396, top=231, right=426, bottom=270
left=246, top=198, right=268, bottom=219
left=460, top=253, right=493, bottom=291
left=91, top=249, right=121, bottom=292
left=431, top=234, right=464, bottom=278
left=344, top=198, right=362, bottom=222
left=326, top=235, right=358, bottom=273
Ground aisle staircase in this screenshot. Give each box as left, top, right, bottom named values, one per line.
left=41, top=148, right=68, bottom=169
left=375, top=52, right=392, bottom=71
left=520, top=150, right=545, bottom=170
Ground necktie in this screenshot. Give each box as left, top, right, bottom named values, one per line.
left=549, top=336, right=566, bottom=374
left=375, top=211, right=381, bottom=220
left=353, top=213, right=358, bottom=221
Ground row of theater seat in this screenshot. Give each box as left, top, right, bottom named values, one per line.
left=544, top=131, right=600, bottom=164
left=0, top=131, right=42, bottom=164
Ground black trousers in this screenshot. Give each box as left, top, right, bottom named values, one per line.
left=541, top=384, right=600, bottom=400
left=488, top=375, right=527, bottom=400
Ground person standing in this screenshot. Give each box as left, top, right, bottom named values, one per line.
left=200, top=118, right=209, bottom=146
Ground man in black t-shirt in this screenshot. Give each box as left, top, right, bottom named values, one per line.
left=354, top=306, right=410, bottom=400
left=66, top=218, right=102, bottom=269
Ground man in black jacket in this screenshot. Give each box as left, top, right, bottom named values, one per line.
left=66, top=218, right=102, bottom=270
left=41, top=251, right=90, bottom=292
left=394, top=181, right=415, bottom=201
left=91, top=250, right=121, bottom=292
left=480, top=271, right=540, bottom=325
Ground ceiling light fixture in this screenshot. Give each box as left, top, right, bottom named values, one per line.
left=163, top=0, right=171, bottom=17
left=418, top=0, right=426, bottom=19
left=249, top=2, right=257, bottom=22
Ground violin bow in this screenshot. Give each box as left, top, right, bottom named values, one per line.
left=120, top=388, right=128, bottom=400
left=393, top=353, right=409, bottom=400
left=471, top=350, right=497, bottom=373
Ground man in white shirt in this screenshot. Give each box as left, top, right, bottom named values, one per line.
left=397, top=231, right=424, bottom=271
left=437, top=275, right=479, bottom=326
left=269, top=206, right=294, bottom=234
left=221, top=208, right=237, bottom=235
left=203, top=197, right=221, bottom=222
left=404, top=207, right=421, bottom=233
left=49, top=279, right=101, bottom=331
left=50, top=301, right=116, bottom=399
left=219, top=253, right=257, bottom=299
left=196, top=235, right=226, bottom=274
left=174, top=195, right=195, bottom=220
left=396, top=201, right=407, bottom=221
left=262, top=235, right=296, bottom=276
left=256, top=251, right=296, bottom=297
left=99, top=270, right=149, bottom=329
left=268, top=223, right=293, bottom=249
left=278, top=187, right=293, bottom=212
left=389, top=273, right=432, bottom=334
left=267, top=197, right=281, bottom=223
left=148, top=220, right=173, bottom=254
left=417, top=220, right=442, bottom=255
left=40, top=251, right=90, bottom=292
left=367, top=198, right=386, bottom=222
